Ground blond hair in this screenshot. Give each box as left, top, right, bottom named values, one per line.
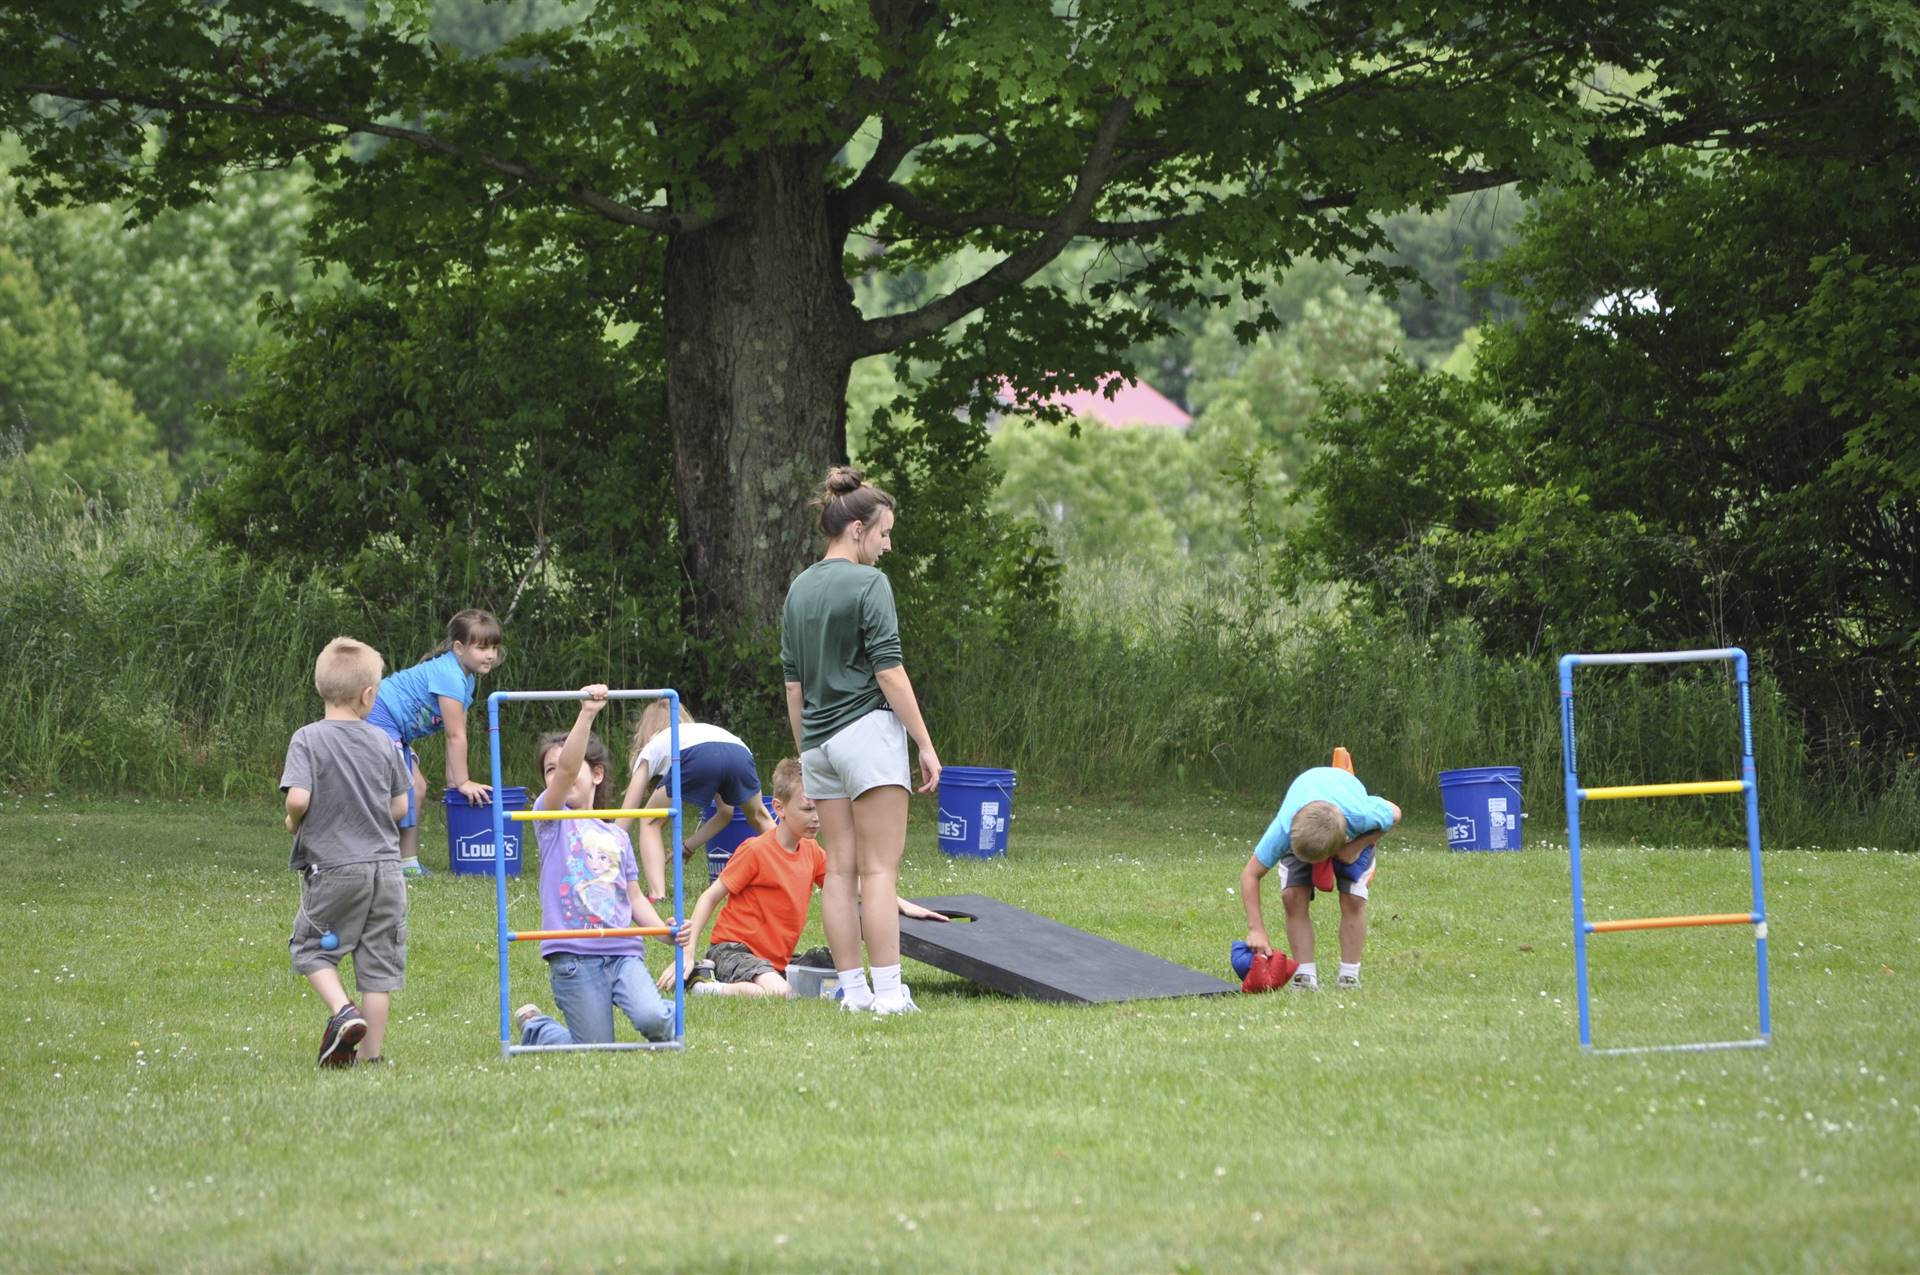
left=1288, top=800, right=1346, bottom=863
left=314, top=637, right=383, bottom=706
left=770, top=757, right=805, bottom=804
left=629, top=697, right=695, bottom=763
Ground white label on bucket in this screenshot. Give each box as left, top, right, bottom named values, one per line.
left=454, top=830, right=518, bottom=862
left=1447, top=817, right=1476, bottom=846
left=979, top=802, right=999, bottom=850
left=938, top=809, right=968, bottom=843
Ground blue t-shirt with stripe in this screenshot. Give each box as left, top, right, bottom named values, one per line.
left=372, top=651, right=474, bottom=743
left=1252, top=766, right=1398, bottom=868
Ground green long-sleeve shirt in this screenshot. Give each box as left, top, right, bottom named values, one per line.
left=780, top=558, right=903, bottom=751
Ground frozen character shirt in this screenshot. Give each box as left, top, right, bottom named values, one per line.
left=532, top=793, right=645, bottom=960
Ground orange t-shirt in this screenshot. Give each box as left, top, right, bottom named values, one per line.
left=710, top=830, right=827, bottom=965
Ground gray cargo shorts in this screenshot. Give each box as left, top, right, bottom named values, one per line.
left=706, top=940, right=778, bottom=985
left=289, top=861, right=408, bottom=992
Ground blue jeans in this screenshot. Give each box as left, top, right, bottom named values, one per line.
left=523, top=953, right=673, bottom=1045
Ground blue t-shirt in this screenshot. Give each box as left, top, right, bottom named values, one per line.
left=1252, top=767, right=1398, bottom=868
left=372, top=651, right=474, bottom=743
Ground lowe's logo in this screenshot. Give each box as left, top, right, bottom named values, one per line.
left=1446, top=818, right=1476, bottom=846
left=937, top=809, right=968, bottom=842
left=455, top=830, right=519, bottom=862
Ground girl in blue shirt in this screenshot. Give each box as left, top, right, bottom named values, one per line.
left=368, top=608, right=503, bottom=875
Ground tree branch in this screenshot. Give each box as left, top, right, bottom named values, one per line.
left=836, top=114, right=927, bottom=226
left=18, top=81, right=726, bottom=233
left=857, top=94, right=1135, bottom=356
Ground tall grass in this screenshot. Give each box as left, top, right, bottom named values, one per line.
left=4, top=487, right=1912, bottom=847
left=927, top=560, right=1918, bottom=848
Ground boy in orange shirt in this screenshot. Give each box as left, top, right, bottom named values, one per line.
left=662, top=758, right=944, bottom=997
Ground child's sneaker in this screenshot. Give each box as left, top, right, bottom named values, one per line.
left=318, top=1002, right=367, bottom=1067
left=514, top=1003, right=542, bottom=1031
left=872, top=986, right=919, bottom=1016
left=1288, top=970, right=1319, bottom=992
left=685, top=959, right=716, bottom=986
left=1335, top=972, right=1362, bottom=990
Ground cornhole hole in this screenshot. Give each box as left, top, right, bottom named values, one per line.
left=898, top=894, right=1237, bottom=1004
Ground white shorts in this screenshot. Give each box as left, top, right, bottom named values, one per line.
left=801, top=708, right=910, bottom=801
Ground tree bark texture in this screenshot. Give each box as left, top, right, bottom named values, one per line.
left=663, top=147, right=860, bottom=635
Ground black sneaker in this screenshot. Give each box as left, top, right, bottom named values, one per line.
left=318, top=1002, right=367, bottom=1068
left=685, top=959, right=716, bottom=986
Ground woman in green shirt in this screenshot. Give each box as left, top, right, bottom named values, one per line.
left=781, top=467, right=943, bottom=1015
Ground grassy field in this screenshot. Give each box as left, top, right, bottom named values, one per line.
left=1, top=789, right=1914, bottom=1274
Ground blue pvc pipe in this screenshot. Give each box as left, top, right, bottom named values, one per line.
left=668, top=692, right=686, bottom=1042
left=488, top=688, right=690, bottom=1058
left=1560, top=648, right=1772, bottom=1053
left=1734, top=649, right=1773, bottom=1040
left=489, top=692, right=511, bottom=1059
left=1559, top=655, right=1594, bottom=1050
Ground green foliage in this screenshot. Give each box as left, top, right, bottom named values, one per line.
left=1280, top=151, right=1920, bottom=754
left=9, top=0, right=1899, bottom=631
left=0, top=241, right=170, bottom=507
left=198, top=269, right=675, bottom=624
left=0, top=151, right=319, bottom=470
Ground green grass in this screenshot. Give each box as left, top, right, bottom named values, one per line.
left=3, top=791, right=1915, bottom=1273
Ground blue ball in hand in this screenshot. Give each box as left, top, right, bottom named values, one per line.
left=320, top=930, right=339, bottom=951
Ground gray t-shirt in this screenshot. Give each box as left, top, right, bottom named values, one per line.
left=279, top=718, right=410, bottom=871
left=780, top=558, right=904, bottom=751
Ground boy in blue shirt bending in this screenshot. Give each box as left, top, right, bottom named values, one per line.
left=1238, top=765, right=1401, bottom=990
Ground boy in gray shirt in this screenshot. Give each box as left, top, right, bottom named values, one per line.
left=282, top=637, right=412, bottom=1067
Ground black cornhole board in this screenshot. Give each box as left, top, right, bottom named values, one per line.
left=898, top=893, right=1237, bottom=1004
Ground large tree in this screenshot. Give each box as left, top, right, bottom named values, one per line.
left=1, top=0, right=1896, bottom=632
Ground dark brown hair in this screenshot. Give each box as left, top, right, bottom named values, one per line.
left=815, top=466, right=896, bottom=538
left=535, top=730, right=613, bottom=808
left=424, top=608, right=503, bottom=660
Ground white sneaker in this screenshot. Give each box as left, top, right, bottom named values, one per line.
left=836, top=985, right=876, bottom=1012
left=513, top=1003, right=541, bottom=1029
left=1288, top=971, right=1319, bottom=992
left=1335, top=972, right=1362, bottom=990
left=872, top=987, right=920, bottom=1016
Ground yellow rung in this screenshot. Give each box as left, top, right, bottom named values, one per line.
left=1589, top=913, right=1757, bottom=933
left=1579, top=780, right=1746, bottom=801
left=509, top=808, right=673, bottom=821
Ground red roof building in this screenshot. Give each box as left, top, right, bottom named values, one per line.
left=995, top=373, right=1192, bottom=430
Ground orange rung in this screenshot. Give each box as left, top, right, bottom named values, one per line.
left=1589, top=913, right=1756, bottom=933
left=1332, top=746, right=1354, bottom=774
left=508, top=926, right=672, bottom=942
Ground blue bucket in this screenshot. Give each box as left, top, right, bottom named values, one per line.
left=936, top=766, right=1017, bottom=858
left=1438, top=767, right=1524, bottom=852
left=702, top=796, right=776, bottom=882
left=447, top=787, right=527, bottom=876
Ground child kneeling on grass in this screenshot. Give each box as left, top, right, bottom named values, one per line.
left=662, top=758, right=946, bottom=998
left=515, top=686, right=690, bottom=1046
left=1238, top=763, right=1401, bottom=991
left=281, top=637, right=412, bottom=1068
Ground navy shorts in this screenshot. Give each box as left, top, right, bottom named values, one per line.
left=674, top=742, right=762, bottom=811
left=1280, top=841, right=1377, bottom=900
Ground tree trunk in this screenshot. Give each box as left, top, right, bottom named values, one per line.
left=663, top=148, right=859, bottom=637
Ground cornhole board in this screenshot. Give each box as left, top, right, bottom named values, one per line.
left=898, top=893, right=1237, bottom=1004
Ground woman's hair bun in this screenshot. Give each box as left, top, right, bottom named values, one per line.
left=824, top=465, right=865, bottom=497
